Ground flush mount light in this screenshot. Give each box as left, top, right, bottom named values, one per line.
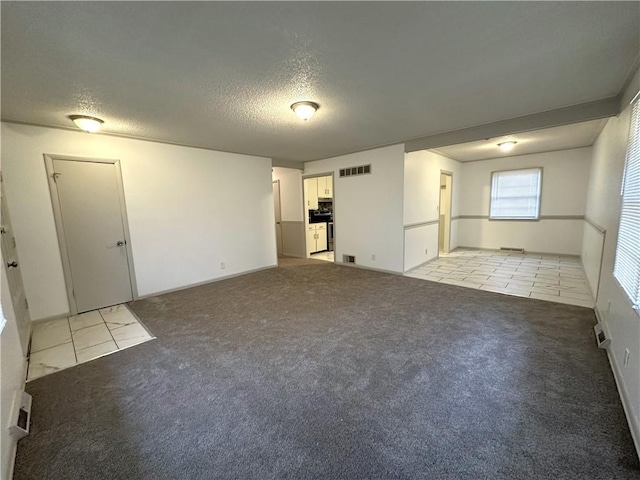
left=497, top=141, right=517, bottom=152
left=291, top=101, right=319, bottom=121
left=69, top=115, right=104, bottom=133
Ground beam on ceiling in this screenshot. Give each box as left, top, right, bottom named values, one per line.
left=404, top=96, right=620, bottom=152
left=272, top=158, right=304, bottom=170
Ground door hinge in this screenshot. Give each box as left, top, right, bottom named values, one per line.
left=24, top=298, right=29, bottom=310
left=72, top=289, right=76, bottom=298
left=51, top=172, right=62, bottom=183
left=12, top=237, right=16, bottom=249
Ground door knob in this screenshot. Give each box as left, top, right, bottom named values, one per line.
left=116, top=241, right=125, bottom=247
left=7, top=261, right=18, bottom=268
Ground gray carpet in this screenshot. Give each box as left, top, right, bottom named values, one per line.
left=14, top=259, right=640, bottom=479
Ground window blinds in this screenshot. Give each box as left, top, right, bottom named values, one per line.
left=614, top=99, right=640, bottom=310
left=489, top=168, right=542, bottom=219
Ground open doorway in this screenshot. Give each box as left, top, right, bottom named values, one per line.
left=303, top=173, right=334, bottom=263
left=438, top=172, right=453, bottom=254
left=272, top=180, right=283, bottom=256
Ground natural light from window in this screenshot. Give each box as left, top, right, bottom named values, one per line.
left=489, top=168, right=542, bottom=220
left=613, top=99, right=640, bottom=310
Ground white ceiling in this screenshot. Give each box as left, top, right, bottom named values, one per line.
left=432, top=119, right=607, bottom=162
left=1, top=2, right=638, bottom=163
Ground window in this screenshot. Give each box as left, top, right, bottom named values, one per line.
left=489, top=168, right=542, bottom=220
left=614, top=99, right=640, bottom=310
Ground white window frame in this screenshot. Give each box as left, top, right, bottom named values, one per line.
left=489, top=167, right=543, bottom=220
left=613, top=98, right=640, bottom=311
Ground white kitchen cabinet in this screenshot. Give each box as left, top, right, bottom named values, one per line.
left=304, top=177, right=318, bottom=209
left=317, top=176, right=333, bottom=198
left=306, top=222, right=327, bottom=254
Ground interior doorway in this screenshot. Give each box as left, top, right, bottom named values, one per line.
left=273, top=180, right=283, bottom=256
left=302, top=173, right=334, bottom=263
left=438, top=172, right=453, bottom=254
left=45, top=155, right=137, bottom=314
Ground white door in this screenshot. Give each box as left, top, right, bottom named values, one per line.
left=273, top=180, right=283, bottom=255
left=51, top=159, right=133, bottom=313
left=0, top=176, right=31, bottom=352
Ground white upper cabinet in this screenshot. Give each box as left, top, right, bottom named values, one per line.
left=317, top=176, right=333, bottom=198
left=304, top=177, right=319, bottom=209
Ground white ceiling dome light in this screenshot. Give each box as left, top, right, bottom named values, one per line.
left=69, top=115, right=104, bottom=133
left=291, top=101, right=319, bottom=121
left=497, top=141, right=517, bottom=152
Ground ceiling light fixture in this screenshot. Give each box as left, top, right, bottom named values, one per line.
left=69, top=115, right=104, bottom=133
left=291, top=101, right=319, bottom=121
left=497, top=141, right=517, bottom=152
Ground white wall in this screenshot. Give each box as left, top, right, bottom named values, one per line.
left=582, top=71, right=640, bottom=454
left=1, top=249, right=28, bottom=480
left=403, top=150, right=462, bottom=271
left=457, top=147, right=592, bottom=254
left=304, top=145, right=405, bottom=273
left=1, top=123, right=276, bottom=320
left=271, top=167, right=303, bottom=222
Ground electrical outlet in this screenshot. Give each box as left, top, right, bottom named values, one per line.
left=624, top=349, right=630, bottom=366
left=220, top=262, right=226, bottom=270
left=371, top=254, right=376, bottom=261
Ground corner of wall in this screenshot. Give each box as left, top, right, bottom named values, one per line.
left=595, top=308, right=640, bottom=459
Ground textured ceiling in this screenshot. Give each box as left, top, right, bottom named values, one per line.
left=1, top=2, right=638, bottom=162
left=432, top=119, right=607, bottom=162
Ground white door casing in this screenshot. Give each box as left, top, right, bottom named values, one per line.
left=273, top=180, right=283, bottom=255
left=45, top=155, right=137, bottom=314
left=0, top=174, right=31, bottom=353
left=438, top=172, right=453, bottom=254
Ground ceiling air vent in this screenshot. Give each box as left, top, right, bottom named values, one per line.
left=339, top=164, right=371, bottom=178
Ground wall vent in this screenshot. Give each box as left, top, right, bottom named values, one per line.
left=499, top=247, right=525, bottom=254
left=343, top=254, right=356, bottom=264
left=339, top=164, right=371, bottom=178
left=594, top=323, right=611, bottom=349
left=9, top=390, right=32, bottom=439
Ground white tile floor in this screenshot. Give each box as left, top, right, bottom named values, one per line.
left=311, top=251, right=335, bottom=262
left=28, top=304, right=154, bottom=381
left=406, top=248, right=594, bottom=308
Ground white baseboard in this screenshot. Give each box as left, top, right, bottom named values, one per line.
left=31, top=312, right=71, bottom=324
left=5, top=356, right=29, bottom=480
left=336, top=261, right=402, bottom=276
left=596, top=308, right=640, bottom=461
left=136, top=264, right=278, bottom=300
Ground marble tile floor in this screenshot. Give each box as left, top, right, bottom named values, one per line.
left=27, top=304, right=155, bottom=382
left=406, top=248, right=594, bottom=308
left=311, top=251, right=335, bottom=262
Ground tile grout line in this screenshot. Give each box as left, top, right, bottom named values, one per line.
left=67, top=317, right=79, bottom=364
left=99, top=309, right=122, bottom=350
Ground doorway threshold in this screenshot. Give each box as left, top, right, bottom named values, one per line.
left=27, top=304, right=155, bottom=382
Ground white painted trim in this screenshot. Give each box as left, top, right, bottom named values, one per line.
left=30, top=312, right=70, bottom=324
left=43, top=154, right=138, bottom=315
left=135, top=265, right=278, bottom=300
left=596, top=308, right=640, bottom=460
left=5, top=355, right=29, bottom=480
left=335, top=261, right=402, bottom=276
left=454, top=246, right=581, bottom=258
